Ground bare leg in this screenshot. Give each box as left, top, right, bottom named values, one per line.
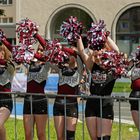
left=0, top=127, right=6, bottom=140
left=97, top=118, right=113, bottom=137
left=131, top=111, right=139, bottom=130
left=23, top=115, right=35, bottom=140
left=66, top=117, right=77, bottom=130
left=86, top=117, right=97, bottom=140
left=66, top=117, right=78, bottom=139
left=35, top=114, right=48, bottom=140
left=54, top=116, right=64, bottom=140
left=0, top=107, right=10, bottom=140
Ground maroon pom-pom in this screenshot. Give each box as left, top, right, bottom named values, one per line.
left=45, top=39, right=69, bottom=65
left=12, top=44, right=35, bottom=64
left=97, top=50, right=129, bottom=77
left=87, top=20, right=109, bottom=50
left=60, top=16, right=83, bottom=45
left=16, top=18, right=39, bottom=46
left=130, top=46, right=140, bottom=62
left=0, top=29, right=6, bottom=41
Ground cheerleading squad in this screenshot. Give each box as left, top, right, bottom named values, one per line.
left=0, top=17, right=140, bottom=140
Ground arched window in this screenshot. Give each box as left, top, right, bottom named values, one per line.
left=116, top=6, right=140, bottom=56
left=50, top=7, right=93, bottom=45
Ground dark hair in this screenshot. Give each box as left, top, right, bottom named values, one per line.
left=82, top=36, right=88, bottom=48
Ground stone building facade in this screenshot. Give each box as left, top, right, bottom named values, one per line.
left=0, top=0, right=140, bottom=55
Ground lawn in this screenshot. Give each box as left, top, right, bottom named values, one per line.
left=113, top=82, right=131, bottom=93
left=5, top=82, right=136, bottom=140
left=6, top=118, right=138, bottom=140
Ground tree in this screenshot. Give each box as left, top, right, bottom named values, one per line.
left=0, top=9, right=5, bottom=16
left=0, top=0, right=5, bottom=16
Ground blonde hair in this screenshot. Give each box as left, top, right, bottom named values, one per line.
left=0, top=44, right=12, bottom=61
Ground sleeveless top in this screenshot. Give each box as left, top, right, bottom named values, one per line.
left=0, top=61, right=15, bottom=92
left=27, top=62, right=51, bottom=93
left=58, top=55, right=83, bottom=95
left=0, top=61, right=15, bottom=85
left=131, top=64, right=140, bottom=90
left=90, top=63, right=116, bottom=96
left=27, top=62, right=51, bottom=83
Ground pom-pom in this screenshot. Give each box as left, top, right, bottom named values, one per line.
left=60, top=16, right=83, bottom=45
left=12, top=44, right=35, bottom=64
left=16, top=18, right=39, bottom=46
left=45, top=39, right=69, bottom=65
left=97, top=50, right=129, bottom=77
left=0, top=29, right=6, bottom=41
left=130, top=46, right=140, bottom=62
left=87, top=20, right=109, bottom=50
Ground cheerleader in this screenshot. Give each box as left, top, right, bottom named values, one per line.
left=23, top=44, right=51, bottom=140
left=128, top=48, right=140, bottom=131
left=0, top=44, right=15, bottom=140
left=53, top=44, right=84, bottom=140
left=34, top=30, right=84, bottom=140
left=77, top=34, right=119, bottom=140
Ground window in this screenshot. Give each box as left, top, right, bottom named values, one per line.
left=0, top=17, right=13, bottom=23
left=9, top=17, right=13, bottom=23
left=9, top=0, right=12, bottom=4
left=51, top=7, right=93, bottom=45
left=116, top=6, right=140, bottom=56
left=0, top=0, right=12, bottom=5
left=2, top=17, right=7, bottom=23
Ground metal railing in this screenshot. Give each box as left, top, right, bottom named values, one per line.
left=1, top=91, right=140, bottom=140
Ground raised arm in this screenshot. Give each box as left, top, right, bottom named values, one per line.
left=106, top=36, right=119, bottom=53
left=34, top=33, right=47, bottom=48
left=77, top=36, right=93, bottom=70
left=77, top=37, right=89, bottom=62
left=62, top=47, right=77, bottom=58
left=1, top=38, right=13, bottom=52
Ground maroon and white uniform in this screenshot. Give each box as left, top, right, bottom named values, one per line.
left=129, top=64, right=140, bottom=111
left=27, top=62, right=50, bottom=93
left=0, top=61, right=15, bottom=112
left=131, top=65, right=140, bottom=90
left=58, top=55, right=83, bottom=95
left=23, top=62, right=51, bottom=114
left=53, top=55, right=83, bottom=118
left=85, top=63, right=116, bottom=120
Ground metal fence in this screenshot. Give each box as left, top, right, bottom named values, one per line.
left=3, top=92, right=140, bottom=140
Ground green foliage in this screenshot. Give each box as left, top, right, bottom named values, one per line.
left=0, top=9, right=5, bottom=16
left=5, top=118, right=138, bottom=140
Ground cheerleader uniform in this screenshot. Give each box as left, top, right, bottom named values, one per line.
left=129, top=64, right=140, bottom=111
left=0, top=60, right=15, bottom=112
left=53, top=55, right=83, bottom=118
left=23, top=61, right=51, bottom=114
left=85, top=63, right=116, bottom=120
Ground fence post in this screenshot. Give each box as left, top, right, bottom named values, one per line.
left=14, top=93, right=17, bottom=140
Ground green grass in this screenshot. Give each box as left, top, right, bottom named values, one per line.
left=113, top=82, right=131, bottom=93
left=5, top=82, right=134, bottom=139
left=5, top=118, right=138, bottom=140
